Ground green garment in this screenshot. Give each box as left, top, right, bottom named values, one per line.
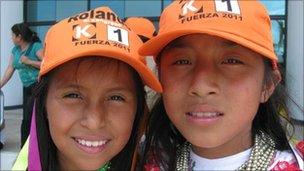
left=12, top=42, right=42, bottom=87
left=12, top=137, right=29, bottom=170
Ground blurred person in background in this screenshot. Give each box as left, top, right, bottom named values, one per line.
left=0, top=22, right=43, bottom=147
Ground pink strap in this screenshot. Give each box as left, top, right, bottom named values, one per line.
left=28, top=102, right=42, bottom=170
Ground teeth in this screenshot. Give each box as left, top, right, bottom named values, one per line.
left=92, top=141, right=99, bottom=147
left=76, top=138, right=107, bottom=147
left=189, top=112, right=221, bottom=118
left=85, top=141, right=91, bottom=147
left=98, top=141, right=103, bottom=146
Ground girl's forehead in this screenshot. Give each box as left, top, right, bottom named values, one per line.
left=57, top=57, right=129, bottom=73
left=165, top=34, right=240, bottom=51
left=50, top=57, right=135, bottom=86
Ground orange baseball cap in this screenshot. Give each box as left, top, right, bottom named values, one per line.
left=125, top=17, right=156, bottom=40
left=40, top=6, right=162, bottom=92
left=139, top=0, right=278, bottom=64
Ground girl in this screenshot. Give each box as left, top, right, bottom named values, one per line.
left=139, top=0, right=303, bottom=170
left=13, top=6, right=161, bottom=170
left=0, top=23, right=43, bottom=147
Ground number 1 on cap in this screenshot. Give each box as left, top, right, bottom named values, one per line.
left=107, top=25, right=129, bottom=46
left=215, top=0, right=240, bottom=14
left=114, top=29, right=122, bottom=42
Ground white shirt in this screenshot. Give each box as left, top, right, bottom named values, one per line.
left=190, top=148, right=301, bottom=170
left=190, top=148, right=251, bottom=170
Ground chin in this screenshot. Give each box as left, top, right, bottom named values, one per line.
left=192, top=141, right=222, bottom=149
left=187, top=135, right=225, bottom=149
left=196, top=142, right=224, bottom=149
left=77, top=161, right=107, bottom=171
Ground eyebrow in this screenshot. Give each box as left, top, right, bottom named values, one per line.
left=107, top=86, right=135, bottom=94
left=54, top=83, right=82, bottom=90
left=164, top=39, right=240, bottom=52
left=56, top=82, right=135, bottom=95
left=221, top=40, right=240, bottom=48
left=163, top=41, right=191, bottom=51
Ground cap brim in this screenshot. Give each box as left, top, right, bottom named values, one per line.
left=139, top=28, right=277, bottom=62
left=40, top=50, right=162, bottom=93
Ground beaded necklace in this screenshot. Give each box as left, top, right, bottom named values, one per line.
left=98, top=162, right=111, bottom=171
left=176, top=131, right=276, bottom=171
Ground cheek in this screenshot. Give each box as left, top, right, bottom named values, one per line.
left=162, top=79, right=182, bottom=117
left=226, top=83, right=262, bottom=101
left=160, top=71, right=174, bottom=91
left=161, top=70, right=191, bottom=121
left=161, top=70, right=188, bottom=99
left=12, top=38, right=17, bottom=44
left=223, top=64, right=264, bottom=97
left=223, top=76, right=264, bottom=120
left=14, top=37, right=20, bottom=42
left=46, top=96, right=81, bottom=147
left=107, top=104, right=136, bottom=143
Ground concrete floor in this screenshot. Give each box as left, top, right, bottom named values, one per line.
left=0, top=109, right=21, bottom=170
left=0, top=108, right=303, bottom=170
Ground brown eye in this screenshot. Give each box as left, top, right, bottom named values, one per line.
left=222, top=58, right=244, bottom=65
left=108, top=95, right=125, bottom=102
left=63, top=93, right=82, bottom=99
left=173, top=59, right=192, bottom=65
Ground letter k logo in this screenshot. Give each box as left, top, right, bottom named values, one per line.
left=72, top=23, right=96, bottom=42
left=75, top=25, right=91, bottom=39
left=182, top=0, right=198, bottom=16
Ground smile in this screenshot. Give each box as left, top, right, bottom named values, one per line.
left=73, top=137, right=110, bottom=154
left=186, top=112, right=223, bottom=118
left=185, top=111, right=224, bottom=125
left=75, top=138, right=108, bottom=148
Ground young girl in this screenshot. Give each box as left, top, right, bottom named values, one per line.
left=139, top=0, right=303, bottom=170
left=13, top=6, right=161, bottom=170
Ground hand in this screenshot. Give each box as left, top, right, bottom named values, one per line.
left=20, top=55, right=31, bottom=65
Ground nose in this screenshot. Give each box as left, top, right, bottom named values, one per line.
left=188, top=65, right=220, bottom=98
left=80, top=103, right=106, bottom=130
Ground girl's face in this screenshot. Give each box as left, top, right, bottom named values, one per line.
left=160, top=34, right=273, bottom=158
left=11, top=32, right=20, bottom=45
left=46, top=58, right=137, bottom=170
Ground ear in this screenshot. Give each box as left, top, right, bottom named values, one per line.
left=16, top=34, right=22, bottom=41
left=260, top=69, right=281, bottom=103
left=16, top=34, right=22, bottom=39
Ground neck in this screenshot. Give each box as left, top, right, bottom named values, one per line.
left=192, top=129, right=253, bottom=159
left=59, top=153, right=77, bottom=170
left=19, top=41, right=29, bottom=51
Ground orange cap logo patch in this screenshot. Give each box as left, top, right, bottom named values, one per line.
left=178, top=0, right=243, bottom=23
left=180, top=0, right=203, bottom=17
left=72, top=23, right=97, bottom=41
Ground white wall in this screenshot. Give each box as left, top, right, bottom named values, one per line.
left=286, top=1, right=304, bottom=121
left=0, top=1, right=23, bottom=107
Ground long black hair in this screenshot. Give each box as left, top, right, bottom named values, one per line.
left=33, top=57, right=146, bottom=170
left=139, top=57, right=293, bottom=170
left=11, top=23, right=41, bottom=43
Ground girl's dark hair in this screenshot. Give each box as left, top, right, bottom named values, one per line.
left=33, top=57, right=146, bottom=170
left=11, top=23, right=41, bottom=43
left=139, top=57, right=293, bottom=170
left=252, top=60, right=292, bottom=151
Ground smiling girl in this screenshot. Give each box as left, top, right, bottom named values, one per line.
left=13, top=6, right=161, bottom=171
